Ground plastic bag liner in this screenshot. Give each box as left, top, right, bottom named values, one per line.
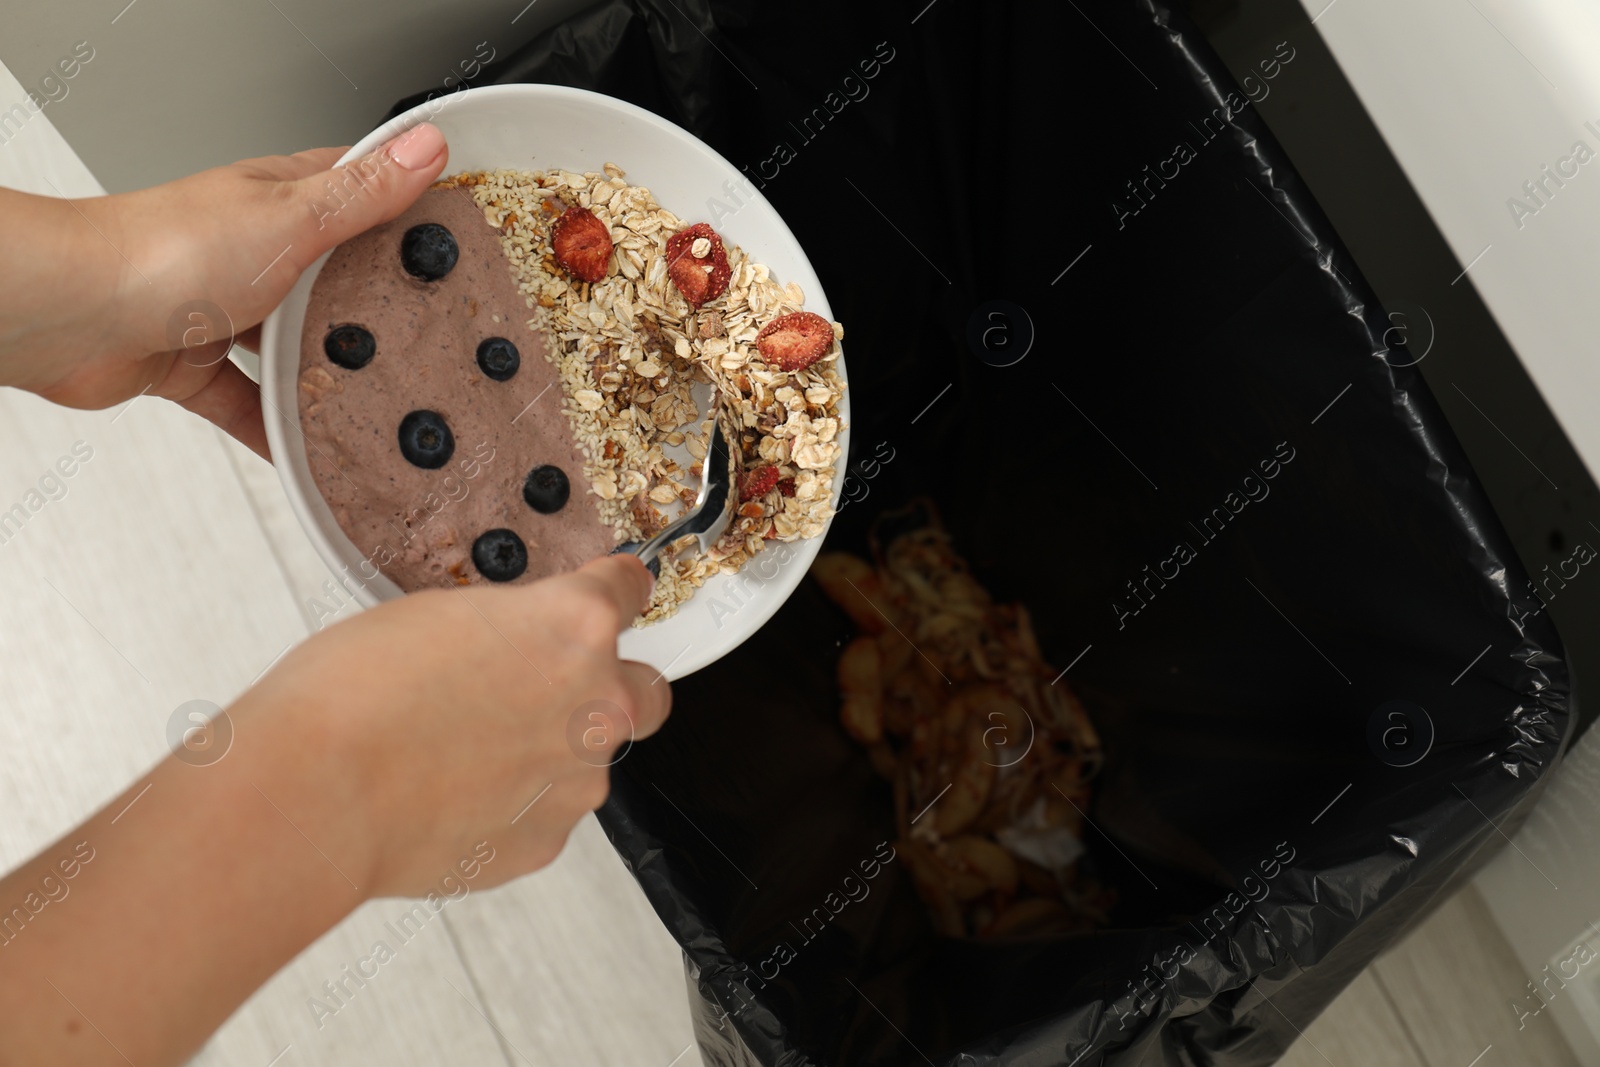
left=392, top=2, right=1574, bottom=1062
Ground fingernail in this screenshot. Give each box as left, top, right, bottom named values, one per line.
left=386, top=123, right=445, bottom=170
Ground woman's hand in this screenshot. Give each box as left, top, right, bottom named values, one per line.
left=247, top=552, right=671, bottom=898
left=0, top=122, right=449, bottom=458
left=0, top=553, right=670, bottom=1067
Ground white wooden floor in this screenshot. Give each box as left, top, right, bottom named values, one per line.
left=0, top=58, right=1582, bottom=1067
left=1279, top=886, right=1581, bottom=1067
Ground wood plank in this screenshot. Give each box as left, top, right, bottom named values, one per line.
left=188, top=898, right=510, bottom=1067
left=1371, top=886, right=1579, bottom=1067
left=216, top=427, right=355, bottom=634
left=1276, top=970, right=1424, bottom=1067
left=0, top=390, right=308, bottom=865
left=409, top=814, right=704, bottom=1067
left=1474, top=719, right=1600, bottom=1064
left=0, top=60, right=108, bottom=199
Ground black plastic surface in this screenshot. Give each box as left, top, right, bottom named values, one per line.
left=391, top=2, right=1574, bottom=1062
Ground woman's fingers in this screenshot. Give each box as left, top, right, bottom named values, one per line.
left=618, top=659, right=673, bottom=740
left=151, top=128, right=450, bottom=460
left=289, top=123, right=449, bottom=261
left=172, top=358, right=269, bottom=459
left=571, top=554, right=655, bottom=633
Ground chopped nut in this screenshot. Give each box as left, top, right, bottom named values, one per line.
left=299, top=366, right=340, bottom=403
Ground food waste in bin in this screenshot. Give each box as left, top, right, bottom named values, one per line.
left=816, top=501, right=1115, bottom=938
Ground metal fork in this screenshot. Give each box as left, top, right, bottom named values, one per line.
left=613, top=401, right=734, bottom=578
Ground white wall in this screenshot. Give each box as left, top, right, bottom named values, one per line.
left=0, top=0, right=600, bottom=193
left=1303, top=0, right=1600, bottom=485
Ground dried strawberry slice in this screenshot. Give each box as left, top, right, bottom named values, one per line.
left=756, top=311, right=834, bottom=371
left=776, top=477, right=797, bottom=498
left=740, top=465, right=782, bottom=502
left=550, top=205, right=612, bottom=283
left=666, top=223, right=732, bottom=307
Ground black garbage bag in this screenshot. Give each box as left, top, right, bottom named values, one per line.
left=392, top=2, right=1574, bottom=1063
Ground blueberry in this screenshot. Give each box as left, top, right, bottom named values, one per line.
left=472, top=528, right=528, bottom=582
left=324, top=324, right=375, bottom=369
left=476, top=337, right=520, bottom=381
left=400, top=222, right=459, bottom=281
left=523, top=465, right=570, bottom=514
left=397, top=410, right=455, bottom=469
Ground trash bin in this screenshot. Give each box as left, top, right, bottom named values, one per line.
left=391, top=1, right=1575, bottom=1062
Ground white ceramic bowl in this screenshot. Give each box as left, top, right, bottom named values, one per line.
left=260, top=84, right=849, bottom=681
